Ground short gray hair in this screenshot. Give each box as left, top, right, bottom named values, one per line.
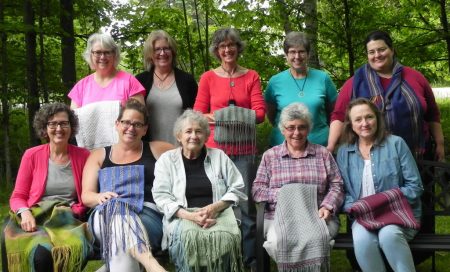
left=278, top=103, right=313, bottom=132
left=83, top=33, right=121, bottom=69
left=283, top=31, right=310, bottom=55
left=209, top=28, right=245, bottom=61
left=173, top=109, right=210, bottom=145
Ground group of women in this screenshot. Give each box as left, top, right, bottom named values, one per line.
left=5, top=27, right=444, bottom=272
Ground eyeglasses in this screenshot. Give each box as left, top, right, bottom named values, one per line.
left=284, top=125, right=308, bottom=132
left=287, top=50, right=307, bottom=56
left=154, top=47, right=171, bottom=54
left=47, top=121, right=70, bottom=129
left=91, top=50, right=113, bottom=58
left=218, top=43, right=237, bottom=51
left=367, top=47, right=388, bottom=56
left=119, top=120, right=146, bottom=129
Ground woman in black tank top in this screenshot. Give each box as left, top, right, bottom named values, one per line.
left=82, top=100, right=173, bottom=272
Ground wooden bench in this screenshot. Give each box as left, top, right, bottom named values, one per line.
left=255, top=160, right=450, bottom=272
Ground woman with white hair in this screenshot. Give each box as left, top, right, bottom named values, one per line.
left=68, top=33, right=145, bottom=149
left=252, top=102, right=344, bottom=270
left=152, top=109, right=247, bottom=271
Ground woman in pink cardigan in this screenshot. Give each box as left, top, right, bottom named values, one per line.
left=7, top=103, right=91, bottom=272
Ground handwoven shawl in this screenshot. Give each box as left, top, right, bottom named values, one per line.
left=214, top=105, right=256, bottom=157
left=5, top=200, right=92, bottom=272
left=274, top=183, right=330, bottom=272
left=93, top=165, right=149, bottom=269
left=352, top=62, right=424, bottom=156
left=169, top=207, right=244, bottom=272
left=74, top=100, right=120, bottom=150
left=349, top=188, right=420, bottom=230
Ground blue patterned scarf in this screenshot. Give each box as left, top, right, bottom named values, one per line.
left=352, top=62, right=425, bottom=156
left=92, top=165, right=149, bottom=269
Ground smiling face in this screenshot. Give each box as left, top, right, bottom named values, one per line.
left=349, top=104, right=378, bottom=142
left=366, top=39, right=394, bottom=75
left=91, top=42, right=115, bottom=73
left=115, top=109, right=148, bottom=144
left=47, top=112, right=71, bottom=145
left=152, top=38, right=173, bottom=70
left=217, top=39, right=238, bottom=65
left=177, top=120, right=207, bottom=158
left=286, top=45, right=308, bottom=72
left=281, top=119, right=309, bottom=152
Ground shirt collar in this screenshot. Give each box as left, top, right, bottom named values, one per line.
left=279, top=140, right=316, bottom=158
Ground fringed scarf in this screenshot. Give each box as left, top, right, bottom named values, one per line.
left=169, top=207, right=244, bottom=272
left=275, top=184, right=331, bottom=272
left=214, top=105, right=256, bottom=158
left=93, top=165, right=150, bottom=269
left=352, top=62, right=425, bottom=157
left=5, top=200, right=92, bottom=272
left=349, top=188, right=420, bottom=230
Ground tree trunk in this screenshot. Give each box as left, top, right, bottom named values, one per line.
left=193, top=0, right=206, bottom=71
left=438, top=0, right=450, bottom=73
left=60, top=0, right=76, bottom=103
left=181, top=0, right=195, bottom=76
left=343, top=0, right=355, bottom=76
left=24, top=0, right=40, bottom=147
left=0, top=0, right=12, bottom=187
left=39, top=0, right=48, bottom=103
left=276, top=0, right=292, bottom=34
left=303, top=0, right=319, bottom=68
left=204, top=0, right=210, bottom=70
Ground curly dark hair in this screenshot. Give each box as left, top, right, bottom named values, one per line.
left=33, top=102, right=79, bottom=141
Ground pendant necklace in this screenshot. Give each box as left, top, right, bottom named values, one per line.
left=221, top=65, right=237, bottom=87
left=290, top=69, right=308, bottom=97
left=154, top=70, right=172, bottom=88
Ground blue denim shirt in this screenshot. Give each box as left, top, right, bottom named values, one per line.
left=337, top=135, right=423, bottom=220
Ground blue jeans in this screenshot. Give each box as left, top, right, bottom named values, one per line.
left=352, top=221, right=418, bottom=272
left=139, top=206, right=164, bottom=252
left=230, top=155, right=257, bottom=268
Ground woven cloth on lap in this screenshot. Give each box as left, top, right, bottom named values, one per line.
left=275, top=183, right=331, bottom=272
left=74, top=100, right=120, bottom=150
left=169, top=207, right=244, bottom=272
left=349, top=188, right=420, bottom=230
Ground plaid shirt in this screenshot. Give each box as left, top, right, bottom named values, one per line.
left=252, top=141, right=344, bottom=219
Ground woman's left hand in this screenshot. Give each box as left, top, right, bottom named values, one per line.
left=435, top=143, right=446, bottom=162
left=318, top=207, right=332, bottom=221
left=199, top=203, right=220, bottom=219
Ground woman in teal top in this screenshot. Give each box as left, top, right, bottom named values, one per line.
left=265, top=31, right=337, bottom=147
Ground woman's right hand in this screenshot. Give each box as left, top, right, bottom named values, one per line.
left=20, top=210, right=37, bottom=232
left=97, top=191, right=119, bottom=205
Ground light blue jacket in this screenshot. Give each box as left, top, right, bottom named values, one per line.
left=152, top=147, right=247, bottom=249
left=337, top=135, right=423, bottom=220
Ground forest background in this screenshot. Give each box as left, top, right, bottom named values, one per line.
left=0, top=0, right=449, bottom=187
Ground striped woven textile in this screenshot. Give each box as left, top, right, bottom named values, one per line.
left=349, top=188, right=420, bottom=230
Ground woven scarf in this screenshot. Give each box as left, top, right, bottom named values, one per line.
left=274, top=183, right=331, bottom=272
left=214, top=105, right=256, bottom=157
left=169, top=207, right=244, bottom=272
left=352, top=62, right=424, bottom=156
left=93, top=165, right=149, bottom=269
left=349, top=188, right=420, bottom=230
left=5, top=200, right=92, bottom=272
left=74, top=100, right=120, bottom=150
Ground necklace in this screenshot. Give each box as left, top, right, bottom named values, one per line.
left=290, top=69, right=308, bottom=97
left=221, top=65, right=237, bottom=87
left=154, top=70, right=172, bottom=88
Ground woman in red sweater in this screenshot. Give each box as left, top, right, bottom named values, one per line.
left=193, top=27, right=265, bottom=271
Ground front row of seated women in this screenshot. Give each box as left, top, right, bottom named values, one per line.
left=7, top=97, right=424, bottom=271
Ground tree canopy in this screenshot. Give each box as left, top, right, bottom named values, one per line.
left=0, top=0, right=449, bottom=183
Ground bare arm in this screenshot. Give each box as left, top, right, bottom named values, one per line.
left=70, top=100, right=79, bottom=109
left=429, top=121, right=445, bottom=161
left=327, top=120, right=344, bottom=153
